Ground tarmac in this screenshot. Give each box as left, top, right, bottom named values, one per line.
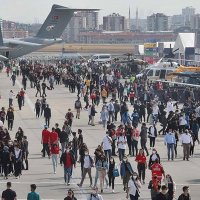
left=0, top=71, right=200, bottom=200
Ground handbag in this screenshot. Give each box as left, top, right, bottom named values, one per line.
left=113, top=165, right=119, bottom=177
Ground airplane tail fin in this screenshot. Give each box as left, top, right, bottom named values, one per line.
left=0, top=25, right=3, bottom=46
left=36, top=4, right=99, bottom=39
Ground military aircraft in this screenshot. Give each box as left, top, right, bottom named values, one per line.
left=0, top=4, right=99, bottom=60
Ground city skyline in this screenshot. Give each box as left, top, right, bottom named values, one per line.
left=0, top=0, right=200, bottom=23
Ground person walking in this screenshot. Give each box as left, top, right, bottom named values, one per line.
left=155, top=185, right=169, bottom=200
left=91, top=105, right=97, bottom=126
left=59, top=126, right=69, bottom=154
left=180, top=130, right=193, bottom=161
left=131, top=126, right=140, bottom=157
left=35, top=99, right=41, bottom=118
left=102, top=132, right=112, bottom=162
left=51, top=143, right=59, bottom=174
left=1, top=182, right=17, bottom=200
left=41, top=126, right=50, bottom=158
left=140, top=123, right=149, bottom=156
left=178, top=186, right=191, bottom=200
left=165, top=174, right=176, bottom=200
left=135, top=149, right=147, bottom=184
left=27, top=184, right=40, bottom=200
left=126, top=174, right=141, bottom=200
left=1, top=146, right=10, bottom=179
left=74, top=97, right=82, bottom=119
left=100, top=106, right=109, bottom=129
left=117, top=133, right=127, bottom=161
left=108, top=157, right=116, bottom=193
left=148, top=124, right=157, bottom=149
left=8, top=90, right=15, bottom=107
left=13, top=144, right=22, bottom=179
left=77, top=150, right=94, bottom=188
left=16, top=92, right=23, bottom=110
left=95, top=154, right=108, bottom=193
left=164, top=129, right=176, bottom=161
left=120, top=156, right=134, bottom=191
left=64, top=189, right=77, bottom=200
left=60, top=147, right=76, bottom=185
left=44, top=104, right=51, bottom=128
left=6, top=107, right=14, bottom=131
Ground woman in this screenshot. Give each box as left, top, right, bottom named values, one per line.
left=1, top=146, right=10, bottom=179
left=96, top=154, right=108, bottom=193
left=3, top=128, right=11, bottom=145
left=148, top=124, right=157, bottom=149
left=148, top=149, right=160, bottom=170
left=108, top=157, right=116, bottom=193
left=135, top=149, right=147, bottom=184
left=51, top=143, right=59, bottom=174
left=127, top=173, right=141, bottom=200
left=165, top=174, right=176, bottom=200
left=12, top=144, right=22, bottom=178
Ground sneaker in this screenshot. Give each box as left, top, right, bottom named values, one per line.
left=106, top=185, right=109, bottom=189
left=77, top=184, right=82, bottom=187
left=54, top=171, right=56, bottom=174
left=67, top=183, right=70, bottom=186
left=143, top=180, right=145, bottom=184
left=101, top=189, right=103, bottom=193
left=112, top=190, right=115, bottom=193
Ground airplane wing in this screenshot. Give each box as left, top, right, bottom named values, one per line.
left=4, top=39, right=41, bottom=47
left=155, top=80, right=200, bottom=88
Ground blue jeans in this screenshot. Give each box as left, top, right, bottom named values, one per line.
left=167, top=143, right=174, bottom=160
left=51, top=154, right=58, bottom=173
left=64, top=167, right=72, bottom=183
left=104, top=149, right=111, bottom=161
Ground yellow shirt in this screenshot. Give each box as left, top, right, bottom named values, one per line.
left=85, top=80, right=91, bottom=87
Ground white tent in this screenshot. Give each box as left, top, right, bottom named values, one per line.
left=173, top=33, right=195, bottom=54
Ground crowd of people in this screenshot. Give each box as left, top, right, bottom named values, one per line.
left=0, top=58, right=198, bottom=200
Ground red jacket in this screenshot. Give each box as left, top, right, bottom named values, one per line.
left=42, top=129, right=50, bottom=144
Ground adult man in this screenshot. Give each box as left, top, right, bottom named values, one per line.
left=2, top=182, right=17, bottom=200
left=151, top=159, right=165, bottom=182
left=60, top=146, right=76, bottom=185
left=41, top=126, right=50, bottom=158
left=65, top=109, right=74, bottom=127
left=19, top=88, right=25, bottom=106
left=180, top=130, right=193, bottom=161
left=107, top=99, right=115, bottom=122
left=44, top=104, right=51, bottom=128
left=167, top=98, right=174, bottom=113
left=27, top=184, right=40, bottom=200
left=164, top=129, right=176, bottom=161
left=59, top=126, right=68, bottom=154
left=64, top=189, right=77, bottom=200
left=102, top=132, right=112, bottom=161
left=178, top=186, right=191, bottom=200
left=8, top=90, right=15, bottom=107
left=74, top=97, right=82, bottom=119
left=140, top=123, right=149, bottom=156
left=77, top=150, right=94, bottom=187
left=155, top=185, right=169, bottom=200
left=49, top=127, right=59, bottom=146
left=114, top=100, right=120, bottom=121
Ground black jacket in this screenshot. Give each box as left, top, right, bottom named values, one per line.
left=60, top=151, right=75, bottom=166
left=44, top=107, right=51, bottom=118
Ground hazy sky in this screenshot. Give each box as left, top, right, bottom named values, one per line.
left=0, top=0, right=200, bottom=23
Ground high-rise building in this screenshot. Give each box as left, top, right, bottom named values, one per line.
left=147, top=13, right=168, bottom=31
left=63, top=11, right=99, bottom=42
left=169, top=15, right=184, bottom=30
left=103, top=13, right=126, bottom=31
left=191, top=14, right=200, bottom=30
left=182, top=6, right=195, bottom=26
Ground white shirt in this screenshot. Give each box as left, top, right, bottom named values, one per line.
left=152, top=105, right=159, bottom=115
left=180, top=133, right=193, bottom=145
left=149, top=126, right=156, bottom=137
left=9, top=92, right=14, bottom=99
left=83, top=155, right=92, bottom=168
left=88, top=194, right=103, bottom=200
left=102, top=135, right=112, bottom=150
left=179, top=116, right=186, bottom=126
left=167, top=101, right=174, bottom=112
left=117, top=136, right=127, bottom=149
left=128, top=178, right=141, bottom=196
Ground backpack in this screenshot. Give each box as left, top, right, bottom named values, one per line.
left=75, top=101, right=81, bottom=109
